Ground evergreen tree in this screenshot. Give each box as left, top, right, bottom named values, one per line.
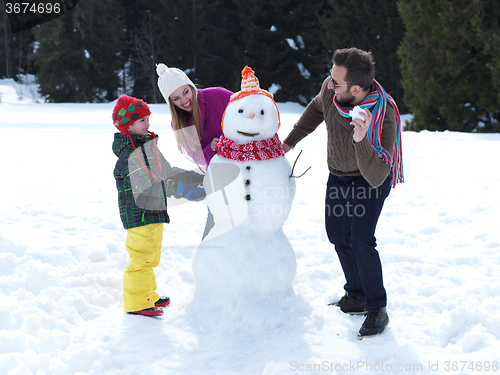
left=117, top=0, right=165, bottom=103
left=319, top=0, right=406, bottom=112
left=190, top=0, right=242, bottom=90
left=234, top=0, right=329, bottom=103
left=154, top=0, right=242, bottom=93
left=1, top=7, right=13, bottom=78
left=398, top=0, right=500, bottom=132
left=0, top=7, right=36, bottom=80
left=33, top=0, right=125, bottom=102
left=153, top=0, right=328, bottom=104
left=131, top=9, right=163, bottom=103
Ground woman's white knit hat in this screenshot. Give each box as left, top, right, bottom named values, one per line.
left=156, top=63, right=197, bottom=103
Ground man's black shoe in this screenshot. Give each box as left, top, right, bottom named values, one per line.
left=329, top=293, right=367, bottom=315
left=358, top=307, right=389, bottom=339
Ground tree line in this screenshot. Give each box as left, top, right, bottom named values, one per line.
left=1, top=0, right=499, bottom=132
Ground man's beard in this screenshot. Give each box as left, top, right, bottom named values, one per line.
left=335, top=93, right=356, bottom=106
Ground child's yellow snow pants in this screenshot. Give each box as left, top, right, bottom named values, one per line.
left=123, top=223, right=163, bottom=312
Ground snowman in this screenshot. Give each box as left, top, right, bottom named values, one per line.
left=191, top=66, right=297, bottom=303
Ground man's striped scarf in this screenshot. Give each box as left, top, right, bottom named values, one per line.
left=333, top=79, right=403, bottom=187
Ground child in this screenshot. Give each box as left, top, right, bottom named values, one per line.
left=112, top=95, right=205, bottom=317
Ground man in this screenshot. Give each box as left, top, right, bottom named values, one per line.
left=282, top=47, right=403, bottom=339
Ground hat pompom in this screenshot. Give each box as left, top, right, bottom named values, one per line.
left=156, top=63, right=168, bottom=77
left=241, top=66, right=255, bottom=80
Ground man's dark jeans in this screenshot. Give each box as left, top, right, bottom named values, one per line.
left=325, top=172, right=391, bottom=310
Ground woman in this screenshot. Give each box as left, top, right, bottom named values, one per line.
left=156, top=63, right=233, bottom=239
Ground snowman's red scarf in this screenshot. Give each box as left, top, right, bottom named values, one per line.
left=216, top=134, right=285, bottom=161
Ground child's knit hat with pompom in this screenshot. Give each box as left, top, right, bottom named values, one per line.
left=112, top=95, right=151, bottom=135
left=111, top=95, right=162, bottom=180
left=156, top=63, right=197, bottom=104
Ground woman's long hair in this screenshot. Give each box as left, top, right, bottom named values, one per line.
left=168, top=85, right=203, bottom=157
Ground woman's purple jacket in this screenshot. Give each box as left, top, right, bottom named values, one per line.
left=174, top=87, right=232, bottom=166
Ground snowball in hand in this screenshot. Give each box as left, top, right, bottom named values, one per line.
left=349, top=105, right=364, bottom=121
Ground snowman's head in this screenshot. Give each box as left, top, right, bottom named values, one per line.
left=222, top=94, right=279, bottom=144
left=221, top=66, right=281, bottom=145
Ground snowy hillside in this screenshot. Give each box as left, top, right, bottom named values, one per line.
left=1, top=79, right=500, bottom=374
left=0, top=76, right=45, bottom=104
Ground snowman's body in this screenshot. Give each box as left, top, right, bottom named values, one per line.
left=192, top=87, right=297, bottom=302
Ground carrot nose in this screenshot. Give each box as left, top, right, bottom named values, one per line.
left=249, top=113, right=255, bottom=119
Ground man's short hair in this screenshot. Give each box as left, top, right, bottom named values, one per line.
left=333, top=48, right=375, bottom=89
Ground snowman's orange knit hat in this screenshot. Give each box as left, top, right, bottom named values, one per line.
left=222, top=66, right=281, bottom=129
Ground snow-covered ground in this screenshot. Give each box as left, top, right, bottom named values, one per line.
left=1, top=79, right=499, bottom=374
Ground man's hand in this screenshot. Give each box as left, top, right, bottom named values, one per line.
left=282, top=143, right=292, bottom=153
left=351, top=108, right=372, bottom=143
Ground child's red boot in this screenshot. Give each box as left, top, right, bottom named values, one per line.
left=127, top=307, right=163, bottom=317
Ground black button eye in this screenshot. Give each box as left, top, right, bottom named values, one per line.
left=238, top=109, right=243, bottom=113
left=261, top=110, right=264, bottom=115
